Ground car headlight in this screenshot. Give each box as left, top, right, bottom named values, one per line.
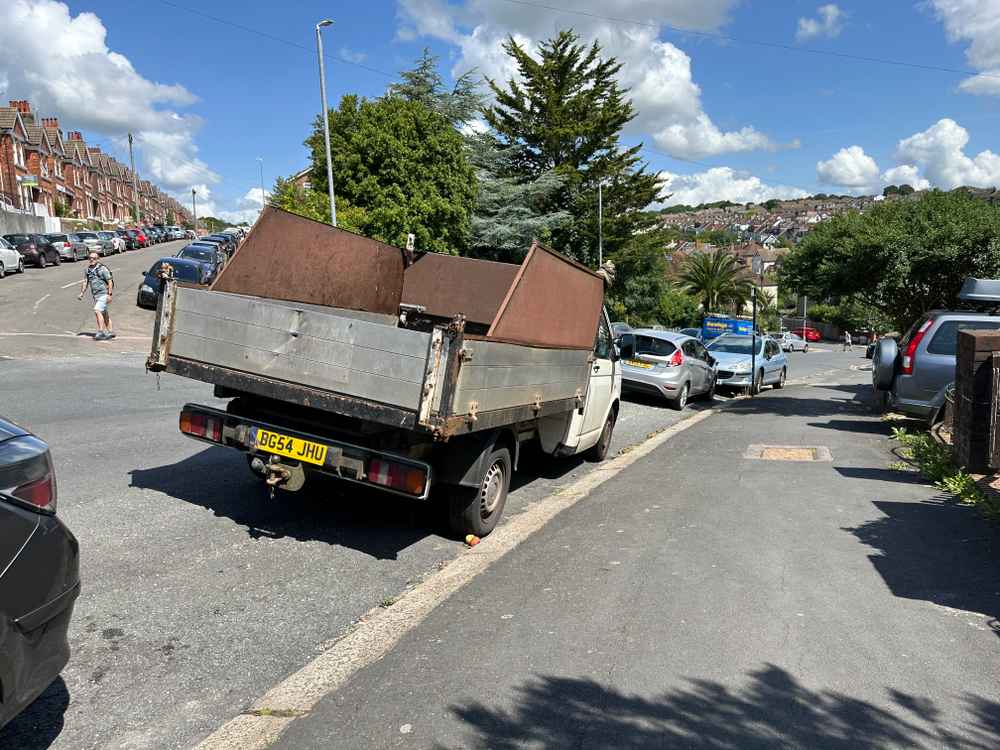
left=140, top=284, right=153, bottom=293
left=732, top=362, right=751, bottom=373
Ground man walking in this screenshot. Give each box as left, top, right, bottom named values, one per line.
left=843, top=329, right=853, bottom=352
left=78, top=252, right=114, bottom=340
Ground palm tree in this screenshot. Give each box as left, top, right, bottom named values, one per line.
left=680, top=249, right=753, bottom=313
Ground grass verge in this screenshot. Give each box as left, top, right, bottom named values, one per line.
left=890, top=426, right=1000, bottom=521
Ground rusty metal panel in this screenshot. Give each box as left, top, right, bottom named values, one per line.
left=402, top=252, right=519, bottom=326
left=211, top=206, right=405, bottom=314
left=487, top=242, right=604, bottom=350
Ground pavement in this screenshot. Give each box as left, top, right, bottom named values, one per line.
left=3, top=304, right=986, bottom=750
left=0, top=239, right=186, bottom=359
left=270, top=365, right=1000, bottom=750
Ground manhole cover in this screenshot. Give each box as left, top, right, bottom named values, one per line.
left=744, top=444, right=833, bottom=461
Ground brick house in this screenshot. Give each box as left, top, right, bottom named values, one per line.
left=0, top=105, right=33, bottom=210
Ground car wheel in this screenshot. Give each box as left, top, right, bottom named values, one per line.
left=671, top=382, right=690, bottom=410
left=0, top=261, right=5, bottom=278
left=448, top=446, right=511, bottom=538
left=774, top=368, right=786, bottom=389
left=37, top=253, right=46, bottom=269
left=585, top=409, right=617, bottom=462
left=751, top=369, right=763, bottom=395
left=704, top=376, right=716, bottom=401
left=17, top=258, right=24, bottom=273
left=52, top=252, right=61, bottom=266
left=803, top=344, right=809, bottom=353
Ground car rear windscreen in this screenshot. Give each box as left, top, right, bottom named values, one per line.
left=926, top=320, right=1000, bottom=355
left=634, top=336, right=676, bottom=356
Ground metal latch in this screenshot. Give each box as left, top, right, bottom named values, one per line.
left=468, top=401, right=479, bottom=423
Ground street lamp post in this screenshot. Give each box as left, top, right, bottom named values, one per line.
left=315, top=19, right=337, bottom=227
left=127, top=132, right=139, bottom=224
left=597, top=181, right=603, bottom=268
left=191, top=188, right=198, bottom=235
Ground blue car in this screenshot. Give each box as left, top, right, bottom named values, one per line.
left=136, top=257, right=211, bottom=310
left=707, top=334, right=788, bottom=393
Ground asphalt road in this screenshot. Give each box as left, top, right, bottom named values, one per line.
left=0, top=318, right=847, bottom=748
left=277, top=367, right=1000, bottom=750
left=0, top=239, right=186, bottom=359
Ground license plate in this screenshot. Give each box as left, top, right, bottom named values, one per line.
left=626, top=359, right=653, bottom=369
left=255, top=429, right=328, bottom=466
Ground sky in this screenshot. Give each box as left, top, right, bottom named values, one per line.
left=1, top=0, right=998, bottom=220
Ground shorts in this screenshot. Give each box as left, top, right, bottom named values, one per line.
left=93, top=294, right=110, bottom=313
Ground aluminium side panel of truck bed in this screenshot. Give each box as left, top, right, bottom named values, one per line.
left=162, top=286, right=432, bottom=412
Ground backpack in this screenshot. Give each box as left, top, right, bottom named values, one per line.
left=88, top=263, right=114, bottom=288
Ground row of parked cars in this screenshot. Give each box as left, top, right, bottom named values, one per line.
left=0, top=226, right=192, bottom=276
left=136, top=229, right=246, bottom=309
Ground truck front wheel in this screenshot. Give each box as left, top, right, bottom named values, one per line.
left=448, top=447, right=511, bottom=538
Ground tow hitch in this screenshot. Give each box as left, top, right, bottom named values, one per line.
left=255, top=456, right=307, bottom=498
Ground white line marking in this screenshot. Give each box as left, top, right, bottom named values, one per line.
left=32, top=294, right=50, bottom=313
left=195, top=408, right=715, bottom=750
left=61, top=279, right=81, bottom=289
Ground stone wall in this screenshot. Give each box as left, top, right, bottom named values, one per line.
left=0, top=207, right=50, bottom=235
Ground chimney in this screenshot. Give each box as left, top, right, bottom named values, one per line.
left=67, top=131, right=83, bottom=141
left=8, top=100, right=31, bottom=114
left=41, top=117, right=59, bottom=129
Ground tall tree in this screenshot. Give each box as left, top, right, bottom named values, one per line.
left=484, top=30, right=663, bottom=267
left=466, top=133, right=570, bottom=262
left=307, top=94, right=476, bottom=254
left=387, top=49, right=482, bottom=126
left=680, top=249, right=754, bottom=313
left=781, top=190, right=1000, bottom=330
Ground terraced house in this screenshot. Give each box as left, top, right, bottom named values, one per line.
left=0, top=98, right=190, bottom=226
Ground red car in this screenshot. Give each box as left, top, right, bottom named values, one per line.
left=798, top=326, right=822, bottom=342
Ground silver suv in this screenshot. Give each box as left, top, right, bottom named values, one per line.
left=873, top=278, right=1000, bottom=422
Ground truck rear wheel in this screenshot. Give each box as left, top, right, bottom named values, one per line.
left=448, top=447, right=511, bottom=538
left=585, top=410, right=616, bottom=462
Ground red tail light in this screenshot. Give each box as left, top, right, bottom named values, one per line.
left=901, top=319, right=933, bottom=375
left=368, top=458, right=427, bottom=496
left=666, top=349, right=684, bottom=367
left=13, top=474, right=57, bottom=512
left=180, top=410, right=223, bottom=442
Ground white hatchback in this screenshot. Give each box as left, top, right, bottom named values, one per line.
left=0, top=236, right=24, bottom=278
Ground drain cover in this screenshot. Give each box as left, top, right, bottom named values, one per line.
left=744, top=444, right=833, bottom=461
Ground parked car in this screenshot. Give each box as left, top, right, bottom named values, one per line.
left=795, top=326, right=822, bottom=342
left=0, top=416, right=80, bottom=731
left=2, top=234, right=61, bottom=268
left=74, top=231, right=111, bottom=257
left=708, top=333, right=788, bottom=393
left=199, top=234, right=236, bottom=257
left=777, top=331, right=810, bottom=352
left=873, top=279, right=1000, bottom=423
left=175, top=243, right=225, bottom=282
left=611, top=322, right=631, bottom=339
left=115, top=229, right=137, bottom=251
left=620, top=329, right=717, bottom=409
left=184, top=229, right=197, bottom=240
left=164, top=226, right=185, bottom=241
left=194, top=236, right=233, bottom=259
left=98, top=231, right=124, bottom=254
left=137, top=257, right=212, bottom=309
left=0, top=236, right=25, bottom=277
left=45, top=233, right=88, bottom=262
left=679, top=327, right=702, bottom=339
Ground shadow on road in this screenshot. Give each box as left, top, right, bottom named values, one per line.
left=129, top=446, right=439, bottom=560
left=0, top=677, right=70, bottom=750
left=439, top=665, right=1000, bottom=749
left=845, top=498, right=1000, bottom=638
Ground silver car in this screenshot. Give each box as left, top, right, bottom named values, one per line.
left=777, top=331, right=809, bottom=352
left=98, top=231, right=124, bottom=254
left=75, top=231, right=114, bottom=257
left=45, top=233, right=89, bottom=261
left=620, top=330, right=717, bottom=409
left=873, top=280, right=1000, bottom=422
left=707, top=334, right=788, bottom=393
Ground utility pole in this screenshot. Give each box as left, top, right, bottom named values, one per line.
left=191, top=188, right=198, bottom=235
left=315, top=19, right=337, bottom=227
left=128, top=132, right=139, bottom=224
left=802, top=294, right=807, bottom=340
left=597, top=181, right=603, bottom=267
left=257, top=157, right=265, bottom=221
left=750, top=287, right=758, bottom=396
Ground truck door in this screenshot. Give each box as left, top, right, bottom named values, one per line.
left=582, top=314, right=615, bottom=437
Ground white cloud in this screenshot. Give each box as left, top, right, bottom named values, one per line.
left=218, top=186, right=270, bottom=225
left=929, top=0, right=1000, bottom=95
left=657, top=167, right=808, bottom=207
left=880, top=164, right=931, bottom=191
left=396, top=1, right=783, bottom=160
left=894, top=118, right=1000, bottom=189
left=339, top=47, right=368, bottom=64
left=0, top=0, right=218, bottom=193
left=796, top=4, right=845, bottom=41
left=816, top=145, right=880, bottom=192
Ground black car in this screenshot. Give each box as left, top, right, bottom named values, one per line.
left=176, top=243, right=225, bottom=281
left=137, top=257, right=211, bottom=309
left=0, top=416, right=79, bottom=731
left=2, top=234, right=61, bottom=268
left=197, top=235, right=235, bottom=259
